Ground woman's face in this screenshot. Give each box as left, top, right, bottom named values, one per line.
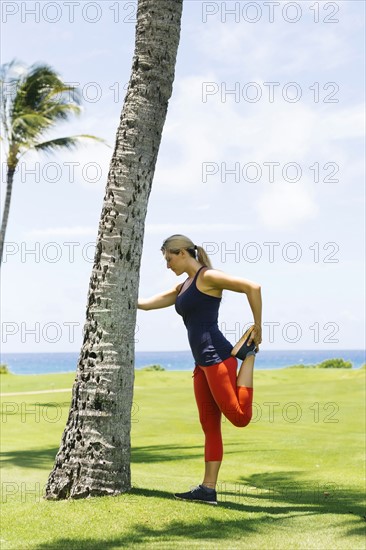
left=163, top=248, right=186, bottom=275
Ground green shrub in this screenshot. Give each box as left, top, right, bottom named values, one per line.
left=317, top=358, right=352, bottom=369
left=140, top=364, right=165, bottom=371
left=0, top=364, right=10, bottom=374
left=287, top=358, right=353, bottom=369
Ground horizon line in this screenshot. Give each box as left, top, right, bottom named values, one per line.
left=1, top=349, right=365, bottom=355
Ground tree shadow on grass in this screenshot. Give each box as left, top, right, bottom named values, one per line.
left=231, top=471, right=366, bottom=518
left=0, top=446, right=59, bottom=469
left=0, top=444, right=192, bottom=470
left=0, top=444, right=206, bottom=470
left=218, top=471, right=366, bottom=538
left=34, top=472, right=365, bottom=550
left=131, top=443, right=204, bottom=463
left=33, top=517, right=260, bottom=550
left=131, top=441, right=267, bottom=463
left=0, top=442, right=306, bottom=469
left=1, top=442, right=267, bottom=469
left=131, top=473, right=365, bottom=543
left=131, top=478, right=365, bottom=519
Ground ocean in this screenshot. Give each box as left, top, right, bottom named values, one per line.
left=0, top=350, right=365, bottom=375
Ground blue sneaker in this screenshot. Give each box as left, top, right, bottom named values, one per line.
left=231, top=328, right=257, bottom=361
left=174, top=484, right=217, bottom=505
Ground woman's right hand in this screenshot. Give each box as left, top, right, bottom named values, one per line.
left=248, top=324, right=262, bottom=352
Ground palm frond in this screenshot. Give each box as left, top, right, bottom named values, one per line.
left=41, top=103, right=81, bottom=121
left=33, top=134, right=111, bottom=154
left=11, top=112, right=52, bottom=136
left=9, top=64, right=82, bottom=134
left=43, top=86, right=83, bottom=106
left=1, top=59, right=107, bottom=164
left=0, top=59, right=27, bottom=144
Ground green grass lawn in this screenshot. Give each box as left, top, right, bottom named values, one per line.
left=0, top=368, right=365, bottom=549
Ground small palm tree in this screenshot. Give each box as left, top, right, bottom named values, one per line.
left=0, top=59, right=109, bottom=265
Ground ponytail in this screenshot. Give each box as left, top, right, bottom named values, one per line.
left=196, top=245, right=212, bottom=268
left=161, top=235, right=213, bottom=268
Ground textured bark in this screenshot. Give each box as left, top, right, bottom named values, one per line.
left=44, top=0, right=183, bottom=500
left=0, top=167, right=15, bottom=266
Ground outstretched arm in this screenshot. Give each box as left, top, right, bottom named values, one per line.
left=137, top=283, right=182, bottom=311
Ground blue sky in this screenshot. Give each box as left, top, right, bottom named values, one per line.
left=1, top=0, right=365, bottom=353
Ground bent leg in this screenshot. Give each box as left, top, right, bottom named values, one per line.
left=200, top=356, right=253, bottom=427
left=237, top=353, right=256, bottom=387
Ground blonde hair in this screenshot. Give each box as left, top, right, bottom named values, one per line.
left=161, top=234, right=213, bottom=268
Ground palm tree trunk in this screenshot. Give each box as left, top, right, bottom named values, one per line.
left=0, top=167, right=16, bottom=266
left=44, top=0, right=183, bottom=500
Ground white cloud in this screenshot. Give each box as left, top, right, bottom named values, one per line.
left=256, top=182, right=319, bottom=230
left=317, top=104, right=365, bottom=140
left=192, top=204, right=211, bottom=211
left=25, top=222, right=254, bottom=239
left=159, top=75, right=364, bottom=174
left=195, top=0, right=359, bottom=74
left=153, top=72, right=363, bottom=233
left=25, top=226, right=97, bottom=238
left=339, top=309, right=359, bottom=322
left=145, top=222, right=252, bottom=234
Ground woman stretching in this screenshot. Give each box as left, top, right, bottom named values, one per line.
left=137, top=234, right=262, bottom=505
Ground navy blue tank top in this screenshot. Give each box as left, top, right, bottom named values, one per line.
left=175, top=266, right=234, bottom=366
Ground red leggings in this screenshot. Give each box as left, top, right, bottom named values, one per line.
left=193, top=356, right=253, bottom=462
